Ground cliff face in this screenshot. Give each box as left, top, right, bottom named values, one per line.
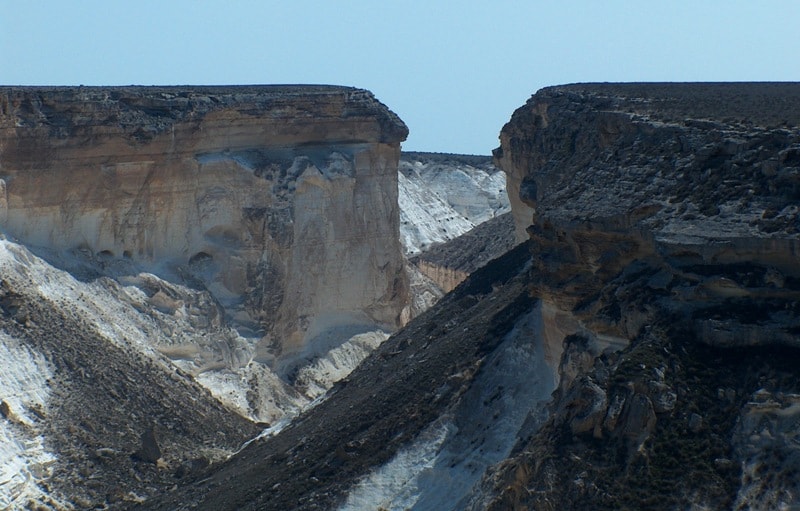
left=495, top=83, right=800, bottom=350
left=480, top=83, right=800, bottom=510
left=136, top=83, right=800, bottom=511
left=0, top=86, right=408, bottom=365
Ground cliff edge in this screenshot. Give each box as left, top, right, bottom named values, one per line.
left=479, top=82, right=800, bottom=510
left=0, top=85, right=409, bottom=369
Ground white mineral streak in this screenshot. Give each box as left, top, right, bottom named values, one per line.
left=398, top=158, right=510, bottom=256
left=0, top=238, right=306, bottom=423
left=341, top=306, right=556, bottom=511
left=0, top=335, right=65, bottom=510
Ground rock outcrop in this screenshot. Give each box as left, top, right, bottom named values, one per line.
left=410, top=212, right=517, bottom=292
left=494, top=83, right=800, bottom=352
left=0, top=85, right=409, bottom=368
left=398, top=152, right=510, bottom=255
left=477, top=82, right=800, bottom=510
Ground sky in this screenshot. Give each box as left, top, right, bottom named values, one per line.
left=2, top=1, right=799, bottom=154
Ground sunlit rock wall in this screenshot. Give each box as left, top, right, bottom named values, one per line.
left=0, top=85, right=409, bottom=366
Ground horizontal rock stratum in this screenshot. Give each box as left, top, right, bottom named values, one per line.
left=495, top=83, right=800, bottom=348
left=0, top=85, right=409, bottom=366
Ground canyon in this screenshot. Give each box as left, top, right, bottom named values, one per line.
left=145, top=83, right=798, bottom=511
left=1, top=82, right=799, bottom=510
left=0, top=84, right=513, bottom=509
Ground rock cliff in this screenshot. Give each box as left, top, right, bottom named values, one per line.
left=5, top=82, right=800, bottom=510
left=140, top=83, right=800, bottom=511
left=0, top=85, right=408, bottom=368
left=478, top=82, right=800, bottom=510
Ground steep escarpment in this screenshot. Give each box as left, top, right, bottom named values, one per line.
left=494, top=82, right=800, bottom=350
left=0, top=85, right=412, bottom=508
left=475, top=83, right=800, bottom=510
left=134, top=83, right=800, bottom=511
left=0, top=85, right=408, bottom=370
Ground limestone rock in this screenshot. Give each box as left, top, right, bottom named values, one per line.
left=398, top=152, right=510, bottom=256
left=477, top=83, right=800, bottom=510
left=0, top=85, right=409, bottom=366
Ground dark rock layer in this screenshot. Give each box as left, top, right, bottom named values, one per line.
left=479, top=83, right=800, bottom=509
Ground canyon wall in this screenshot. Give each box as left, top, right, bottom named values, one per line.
left=0, top=86, right=409, bottom=366
left=479, top=83, right=800, bottom=510
left=494, top=83, right=800, bottom=351
left=137, top=83, right=800, bottom=511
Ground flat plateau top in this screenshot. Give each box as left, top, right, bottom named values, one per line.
left=539, top=82, right=800, bottom=127
left=0, top=84, right=409, bottom=141
left=0, top=84, right=360, bottom=94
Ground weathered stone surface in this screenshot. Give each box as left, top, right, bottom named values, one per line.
left=0, top=85, right=409, bottom=366
left=398, top=152, right=510, bottom=255
left=477, top=83, right=800, bottom=510
left=410, top=212, right=517, bottom=292
left=495, top=83, right=800, bottom=347
left=0, top=246, right=261, bottom=508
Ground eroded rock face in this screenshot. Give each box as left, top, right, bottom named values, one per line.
left=0, top=85, right=409, bottom=365
left=496, top=83, right=800, bottom=346
left=479, top=83, right=800, bottom=509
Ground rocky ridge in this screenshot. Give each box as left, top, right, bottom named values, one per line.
left=0, top=239, right=261, bottom=509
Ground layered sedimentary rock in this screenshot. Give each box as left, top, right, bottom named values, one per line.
left=0, top=86, right=408, bottom=366
left=410, top=212, right=517, bottom=292
left=398, top=152, right=510, bottom=255
left=477, top=83, right=800, bottom=510
left=494, top=83, right=800, bottom=349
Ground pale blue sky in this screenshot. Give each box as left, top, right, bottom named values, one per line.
left=2, top=1, right=799, bottom=153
